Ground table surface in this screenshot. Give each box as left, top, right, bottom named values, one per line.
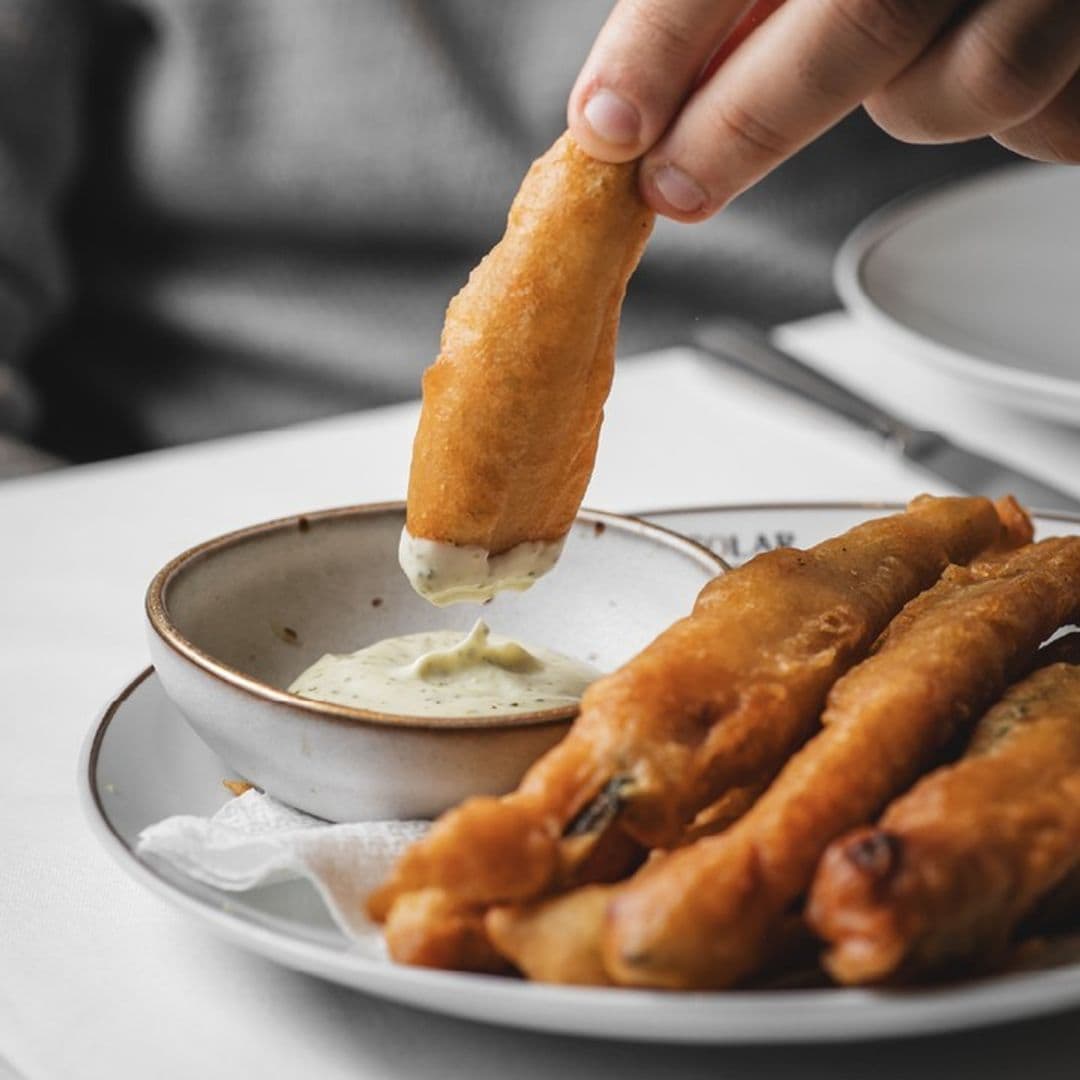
left=3, top=312, right=1080, bottom=1080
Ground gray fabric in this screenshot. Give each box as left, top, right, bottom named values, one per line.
left=0, top=0, right=84, bottom=439
left=0, top=433, right=61, bottom=478
left=0, top=0, right=1014, bottom=462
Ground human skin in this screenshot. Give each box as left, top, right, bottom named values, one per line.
left=568, top=0, right=1080, bottom=221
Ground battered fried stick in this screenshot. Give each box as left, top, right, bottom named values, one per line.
left=487, top=885, right=617, bottom=985
left=380, top=888, right=512, bottom=975
left=1020, top=864, right=1080, bottom=937
left=369, top=496, right=1025, bottom=936
left=484, top=780, right=768, bottom=983
left=399, top=132, right=654, bottom=604
left=603, top=536, right=1080, bottom=990
left=808, top=634, right=1080, bottom=984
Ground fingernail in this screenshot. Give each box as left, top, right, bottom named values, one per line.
left=651, top=163, right=709, bottom=215
left=583, top=89, right=641, bottom=146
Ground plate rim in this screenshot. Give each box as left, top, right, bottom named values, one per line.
left=79, top=502, right=1080, bottom=1044
left=833, top=163, right=1080, bottom=403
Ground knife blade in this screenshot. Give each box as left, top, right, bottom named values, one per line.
left=693, top=319, right=1080, bottom=514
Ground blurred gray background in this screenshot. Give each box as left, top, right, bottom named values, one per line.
left=0, top=0, right=1014, bottom=477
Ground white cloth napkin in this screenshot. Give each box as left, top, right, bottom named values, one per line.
left=137, top=790, right=429, bottom=945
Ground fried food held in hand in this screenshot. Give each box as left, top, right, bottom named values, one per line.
left=400, top=132, right=654, bottom=605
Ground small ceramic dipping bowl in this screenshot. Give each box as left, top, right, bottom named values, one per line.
left=146, top=503, right=725, bottom=821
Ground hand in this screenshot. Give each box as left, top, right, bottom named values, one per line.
left=568, top=0, right=1080, bottom=221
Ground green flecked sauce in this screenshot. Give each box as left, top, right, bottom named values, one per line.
left=288, top=620, right=599, bottom=719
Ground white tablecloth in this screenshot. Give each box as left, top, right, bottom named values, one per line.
left=3, top=312, right=1079, bottom=1079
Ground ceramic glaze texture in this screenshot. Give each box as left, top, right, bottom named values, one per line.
left=835, top=165, right=1080, bottom=426
left=146, top=504, right=724, bottom=821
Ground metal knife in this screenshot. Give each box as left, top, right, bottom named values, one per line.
left=693, top=319, right=1080, bottom=513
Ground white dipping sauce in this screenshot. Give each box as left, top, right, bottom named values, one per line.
left=288, top=619, right=599, bottom=719
left=398, top=528, right=565, bottom=606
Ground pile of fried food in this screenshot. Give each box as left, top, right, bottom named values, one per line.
left=369, top=494, right=1080, bottom=990
left=381, top=131, right=1079, bottom=990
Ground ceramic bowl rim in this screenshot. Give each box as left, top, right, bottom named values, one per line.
left=636, top=499, right=1080, bottom=527
left=145, top=501, right=727, bottom=733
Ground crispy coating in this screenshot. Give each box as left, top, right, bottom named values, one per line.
left=405, top=132, right=654, bottom=555
left=381, top=888, right=511, bottom=975
left=486, top=885, right=617, bottom=986
left=483, top=782, right=768, bottom=982
left=368, top=496, right=1022, bottom=935
left=1021, top=864, right=1080, bottom=936
left=603, top=536, right=1080, bottom=990
left=808, top=638, right=1080, bottom=984
left=1001, top=931, right=1080, bottom=974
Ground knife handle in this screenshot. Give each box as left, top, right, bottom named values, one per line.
left=693, top=319, right=910, bottom=445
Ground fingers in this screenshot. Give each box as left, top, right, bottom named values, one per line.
left=640, top=0, right=963, bottom=221
left=994, top=70, right=1080, bottom=162
left=865, top=0, right=1080, bottom=144
left=568, top=0, right=751, bottom=163
left=573, top=0, right=1080, bottom=221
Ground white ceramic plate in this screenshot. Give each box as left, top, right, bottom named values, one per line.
left=835, top=165, right=1080, bottom=426
left=80, top=504, right=1080, bottom=1044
